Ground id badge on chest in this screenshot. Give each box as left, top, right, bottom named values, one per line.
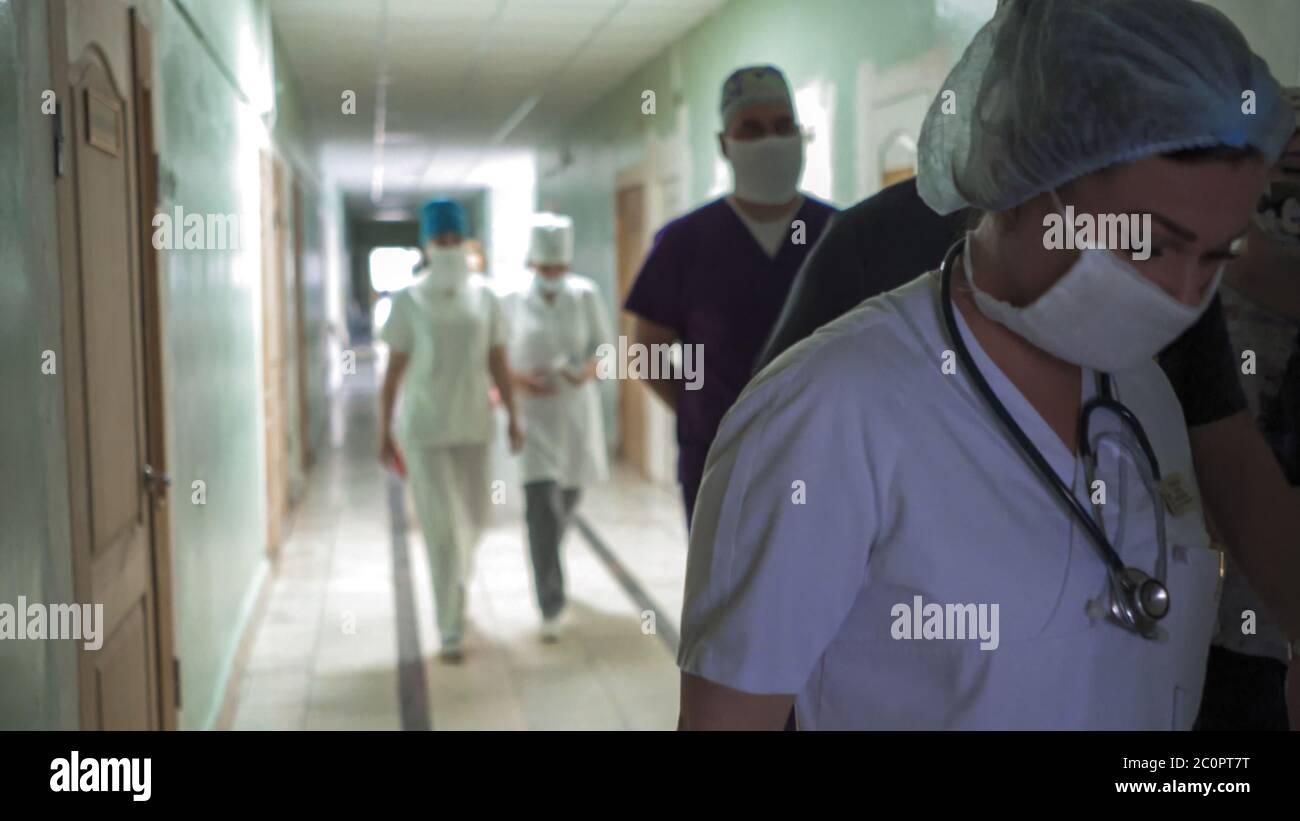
left=1158, top=472, right=1197, bottom=518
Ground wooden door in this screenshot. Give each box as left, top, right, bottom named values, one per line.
left=51, top=0, right=164, bottom=729
left=261, top=152, right=288, bottom=554
left=881, top=166, right=916, bottom=188
left=614, top=185, right=648, bottom=476
left=130, top=7, right=178, bottom=730
left=292, top=182, right=312, bottom=473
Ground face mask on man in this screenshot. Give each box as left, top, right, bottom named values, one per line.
left=424, top=245, right=470, bottom=290
left=962, top=191, right=1223, bottom=373
left=724, top=133, right=804, bottom=205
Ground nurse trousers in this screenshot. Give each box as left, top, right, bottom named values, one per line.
left=523, top=481, right=581, bottom=620
left=406, top=442, right=490, bottom=647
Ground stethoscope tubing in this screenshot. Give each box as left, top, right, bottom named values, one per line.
left=1078, top=393, right=1162, bottom=479
left=938, top=238, right=1142, bottom=576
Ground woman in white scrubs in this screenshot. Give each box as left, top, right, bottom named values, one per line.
left=379, top=198, right=523, bottom=663
left=508, top=213, right=612, bottom=640
left=677, top=0, right=1296, bottom=729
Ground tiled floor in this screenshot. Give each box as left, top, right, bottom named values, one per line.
left=579, top=463, right=690, bottom=649
left=232, top=350, right=686, bottom=730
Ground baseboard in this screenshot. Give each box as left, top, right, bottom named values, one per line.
left=210, top=555, right=277, bottom=731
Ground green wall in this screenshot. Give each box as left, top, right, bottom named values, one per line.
left=295, top=185, right=346, bottom=468
left=270, top=20, right=349, bottom=486
left=0, top=0, right=345, bottom=730
left=0, top=0, right=79, bottom=731
left=150, top=0, right=271, bottom=731
left=151, top=0, right=345, bottom=729
left=1210, top=0, right=1300, bottom=89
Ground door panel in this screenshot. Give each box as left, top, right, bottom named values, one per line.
left=60, top=0, right=160, bottom=730
left=95, top=603, right=152, bottom=730
left=77, top=68, right=144, bottom=556
left=261, top=151, right=287, bottom=554
left=292, top=182, right=311, bottom=474
left=131, top=7, right=178, bottom=730
left=615, top=186, right=648, bottom=476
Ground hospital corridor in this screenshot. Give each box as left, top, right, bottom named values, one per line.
left=226, top=348, right=684, bottom=730
left=4, top=0, right=1300, bottom=778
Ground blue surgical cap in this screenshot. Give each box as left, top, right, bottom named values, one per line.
left=918, top=0, right=1295, bottom=215
left=420, top=199, right=467, bottom=244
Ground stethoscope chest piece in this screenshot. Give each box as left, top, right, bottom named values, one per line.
left=939, top=238, right=1172, bottom=642
left=1103, top=567, right=1170, bottom=640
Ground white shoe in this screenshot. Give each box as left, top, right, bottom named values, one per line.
left=540, top=615, right=563, bottom=643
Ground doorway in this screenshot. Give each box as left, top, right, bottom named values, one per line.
left=261, top=150, right=290, bottom=555
left=292, top=182, right=312, bottom=473
left=614, top=185, right=649, bottom=477
left=48, top=0, right=176, bottom=730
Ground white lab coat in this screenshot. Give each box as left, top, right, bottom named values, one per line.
left=679, top=271, right=1222, bottom=730
left=506, top=274, right=611, bottom=487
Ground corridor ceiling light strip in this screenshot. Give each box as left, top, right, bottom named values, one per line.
left=488, top=94, right=541, bottom=146
left=370, top=0, right=392, bottom=203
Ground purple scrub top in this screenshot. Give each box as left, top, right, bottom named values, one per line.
left=623, top=196, right=836, bottom=519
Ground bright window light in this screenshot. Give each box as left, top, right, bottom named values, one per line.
left=465, top=151, right=536, bottom=294
left=369, top=246, right=422, bottom=293
left=794, top=79, right=835, bottom=203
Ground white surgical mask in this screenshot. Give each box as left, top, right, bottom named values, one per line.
left=725, top=134, right=804, bottom=205
left=963, top=222, right=1222, bottom=373
left=533, top=274, right=565, bottom=296
left=424, top=245, right=470, bottom=291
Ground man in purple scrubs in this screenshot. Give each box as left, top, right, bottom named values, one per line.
left=623, top=65, right=836, bottom=526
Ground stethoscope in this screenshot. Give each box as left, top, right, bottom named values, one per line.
left=938, top=239, right=1171, bottom=640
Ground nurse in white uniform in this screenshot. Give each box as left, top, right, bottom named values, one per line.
left=379, top=198, right=523, bottom=663
left=507, top=213, right=612, bottom=639
left=676, top=0, right=1296, bottom=730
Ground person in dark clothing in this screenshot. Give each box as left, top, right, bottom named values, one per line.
left=623, top=64, right=836, bottom=527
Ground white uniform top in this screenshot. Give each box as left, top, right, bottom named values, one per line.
left=505, top=273, right=611, bottom=487
left=679, top=271, right=1223, bottom=730
left=380, top=272, right=506, bottom=447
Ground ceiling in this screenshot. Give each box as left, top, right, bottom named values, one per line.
left=269, top=0, right=727, bottom=217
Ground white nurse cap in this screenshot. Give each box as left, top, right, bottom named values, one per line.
left=527, top=212, right=574, bottom=266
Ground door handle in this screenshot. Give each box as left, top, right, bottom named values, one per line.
left=143, top=464, right=172, bottom=497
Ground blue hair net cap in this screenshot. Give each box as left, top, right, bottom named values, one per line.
left=917, top=0, right=1295, bottom=215
left=420, top=199, right=467, bottom=244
